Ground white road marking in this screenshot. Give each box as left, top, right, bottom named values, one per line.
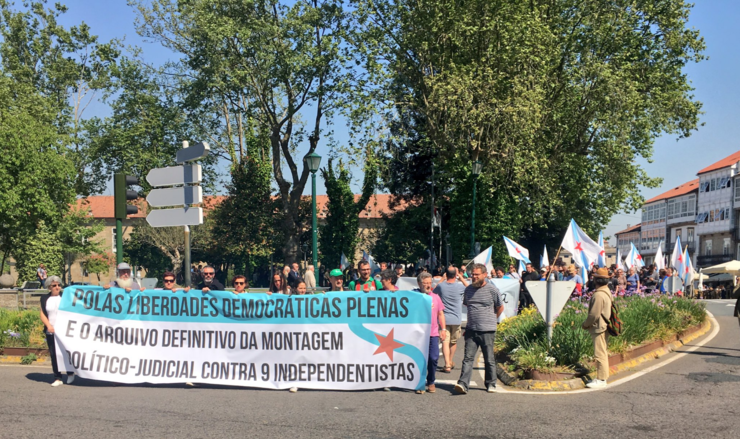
left=481, top=311, right=720, bottom=395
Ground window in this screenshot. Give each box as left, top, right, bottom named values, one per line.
left=705, top=239, right=712, bottom=256
left=687, top=228, right=694, bottom=243
left=709, top=210, right=715, bottom=222
left=724, top=238, right=731, bottom=255
left=726, top=208, right=731, bottom=221
left=111, top=229, right=117, bottom=253
left=735, top=180, right=740, bottom=200
left=675, top=229, right=682, bottom=243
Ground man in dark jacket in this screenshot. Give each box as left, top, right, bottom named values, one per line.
left=519, top=263, right=540, bottom=310
left=197, top=265, right=224, bottom=292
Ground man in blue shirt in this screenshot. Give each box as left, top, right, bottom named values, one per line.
left=433, top=266, right=468, bottom=373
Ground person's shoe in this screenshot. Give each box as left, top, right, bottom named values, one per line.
left=185, top=382, right=195, bottom=387
left=289, top=387, right=298, bottom=393
left=51, top=380, right=63, bottom=387
left=66, top=375, right=75, bottom=384
left=427, top=384, right=436, bottom=393
left=487, top=385, right=497, bottom=393
left=415, top=389, right=425, bottom=394
left=586, top=379, right=607, bottom=389
left=453, top=383, right=468, bottom=394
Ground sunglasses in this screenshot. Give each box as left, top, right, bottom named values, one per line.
left=234, top=281, right=245, bottom=285
left=164, top=279, right=175, bottom=283
left=50, top=284, right=61, bottom=288
left=204, top=272, right=215, bottom=276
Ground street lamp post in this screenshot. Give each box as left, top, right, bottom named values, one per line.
left=301, top=243, right=308, bottom=270
left=304, top=152, right=322, bottom=271
left=469, top=160, right=483, bottom=259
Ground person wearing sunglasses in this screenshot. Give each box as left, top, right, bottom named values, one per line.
left=39, top=276, right=75, bottom=387
left=197, top=265, right=224, bottom=293
left=160, top=271, right=189, bottom=293
left=232, top=275, right=248, bottom=294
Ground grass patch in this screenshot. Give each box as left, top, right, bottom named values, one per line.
left=0, top=309, right=46, bottom=349
left=495, top=294, right=706, bottom=374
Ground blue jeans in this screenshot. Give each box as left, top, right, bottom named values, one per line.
left=427, top=336, right=439, bottom=386
left=457, top=330, right=496, bottom=389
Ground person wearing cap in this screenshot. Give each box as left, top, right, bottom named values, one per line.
left=581, top=267, right=613, bottom=389
left=327, top=269, right=345, bottom=292
left=539, top=267, right=549, bottom=281
left=104, top=262, right=143, bottom=292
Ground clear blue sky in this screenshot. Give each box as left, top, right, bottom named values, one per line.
left=56, top=1, right=740, bottom=244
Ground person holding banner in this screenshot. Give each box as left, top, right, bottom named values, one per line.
left=105, top=262, right=143, bottom=292
left=39, top=276, right=75, bottom=387
left=379, top=270, right=398, bottom=291
left=269, top=272, right=290, bottom=295
left=454, top=264, right=503, bottom=395
left=327, top=269, right=345, bottom=292
left=348, top=260, right=383, bottom=292
left=161, top=271, right=190, bottom=293
left=198, top=266, right=225, bottom=293
left=415, top=272, right=447, bottom=394
left=232, top=275, right=248, bottom=294
left=564, top=265, right=584, bottom=295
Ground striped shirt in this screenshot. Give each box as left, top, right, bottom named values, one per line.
left=463, top=282, right=503, bottom=332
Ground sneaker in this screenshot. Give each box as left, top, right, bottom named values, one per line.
left=427, top=384, right=436, bottom=393
left=586, top=379, right=607, bottom=389
left=185, top=382, right=195, bottom=387
left=66, top=375, right=75, bottom=384
left=51, top=380, right=63, bottom=387
left=415, top=389, right=425, bottom=394
left=453, top=383, right=468, bottom=395
left=383, top=387, right=391, bottom=392
left=487, top=385, right=497, bottom=393
left=289, top=387, right=298, bottom=393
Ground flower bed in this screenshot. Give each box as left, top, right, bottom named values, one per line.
left=495, top=293, right=706, bottom=377
left=0, top=309, right=47, bottom=351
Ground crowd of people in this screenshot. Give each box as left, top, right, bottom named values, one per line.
left=42, top=252, right=721, bottom=391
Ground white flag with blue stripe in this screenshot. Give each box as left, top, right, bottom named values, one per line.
left=503, top=236, right=530, bottom=263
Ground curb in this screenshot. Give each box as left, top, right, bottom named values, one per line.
left=496, top=316, right=713, bottom=391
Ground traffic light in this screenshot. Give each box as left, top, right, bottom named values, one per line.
left=114, top=173, right=140, bottom=220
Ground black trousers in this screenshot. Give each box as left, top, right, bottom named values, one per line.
left=45, top=333, right=73, bottom=378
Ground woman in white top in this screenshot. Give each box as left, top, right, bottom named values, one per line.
left=39, top=276, right=75, bottom=387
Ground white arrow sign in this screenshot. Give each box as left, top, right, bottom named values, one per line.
left=146, top=164, right=202, bottom=187
left=176, top=141, right=210, bottom=164
left=146, top=186, right=202, bottom=208
left=146, top=207, right=203, bottom=228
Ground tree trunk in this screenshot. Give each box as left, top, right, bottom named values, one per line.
left=281, top=211, right=300, bottom=264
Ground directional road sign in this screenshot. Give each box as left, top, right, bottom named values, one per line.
left=176, top=141, right=210, bottom=164
left=146, top=186, right=202, bottom=208
left=146, top=207, right=203, bottom=228
left=146, top=164, right=202, bottom=187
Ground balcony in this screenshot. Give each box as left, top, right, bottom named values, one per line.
left=697, top=254, right=733, bottom=267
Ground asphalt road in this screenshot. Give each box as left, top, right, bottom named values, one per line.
left=0, top=300, right=738, bottom=439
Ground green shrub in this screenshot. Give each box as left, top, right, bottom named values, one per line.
left=20, top=353, right=37, bottom=365
left=0, top=309, right=46, bottom=348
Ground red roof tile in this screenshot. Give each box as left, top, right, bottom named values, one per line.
left=697, top=150, right=740, bottom=175
left=615, top=223, right=641, bottom=235
left=644, top=179, right=699, bottom=204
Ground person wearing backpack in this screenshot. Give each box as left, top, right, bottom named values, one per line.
left=582, top=267, right=613, bottom=389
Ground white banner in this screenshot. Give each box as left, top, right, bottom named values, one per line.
left=54, top=287, right=431, bottom=391
left=490, top=278, right=521, bottom=319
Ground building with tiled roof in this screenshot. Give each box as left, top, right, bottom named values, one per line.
left=614, top=223, right=641, bottom=260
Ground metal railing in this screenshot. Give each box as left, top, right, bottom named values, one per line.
left=697, top=254, right=733, bottom=267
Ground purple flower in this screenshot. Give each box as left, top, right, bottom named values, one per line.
left=575, top=309, right=581, bottom=314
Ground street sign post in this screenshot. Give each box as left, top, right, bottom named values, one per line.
left=145, top=141, right=209, bottom=287
left=176, top=141, right=209, bottom=163
left=145, top=164, right=202, bottom=187
left=146, top=207, right=203, bottom=228
left=526, top=280, right=576, bottom=346
left=146, top=186, right=202, bottom=208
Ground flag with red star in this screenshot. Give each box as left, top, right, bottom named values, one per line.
left=597, top=232, right=607, bottom=268
left=503, top=236, right=531, bottom=263
left=561, top=219, right=602, bottom=271
left=626, top=242, right=645, bottom=269
left=671, top=236, right=684, bottom=275
left=655, top=241, right=665, bottom=270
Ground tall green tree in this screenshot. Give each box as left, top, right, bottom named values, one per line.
left=131, top=0, right=367, bottom=262
left=319, top=156, right=376, bottom=268
left=354, top=0, right=705, bottom=240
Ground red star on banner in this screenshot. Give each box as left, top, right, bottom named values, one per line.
left=373, top=328, right=404, bottom=361
left=636, top=254, right=642, bottom=261
left=678, top=254, right=683, bottom=263
left=515, top=248, right=522, bottom=254
left=599, top=250, right=605, bottom=256
left=574, top=242, right=583, bottom=252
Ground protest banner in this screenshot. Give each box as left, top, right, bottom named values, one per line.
left=53, top=287, right=431, bottom=391
left=490, top=278, right=520, bottom=319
